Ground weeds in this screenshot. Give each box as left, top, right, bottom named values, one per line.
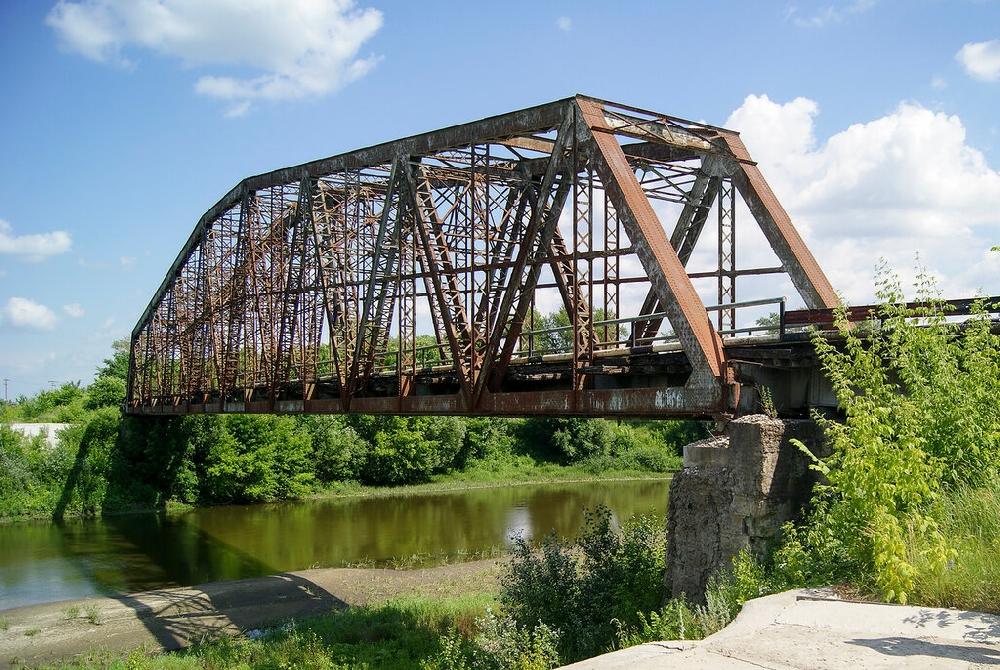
left=767, top=268, right=1000, bottom=604
left=613, top=550, right=764, bottom=649
left=24, top=628, right=40, bottom=637
left=909, top=477, right=1000, bottom=613
left=84, top=603, right=101, bottom=625
left=62, top=605, right=80, bottom=620
left=0, top=616, right=8, bottom=631
left=758, top=386, right=777, bottom=419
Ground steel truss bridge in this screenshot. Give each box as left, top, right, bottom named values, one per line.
left=127, top=95, right=845, bottom=419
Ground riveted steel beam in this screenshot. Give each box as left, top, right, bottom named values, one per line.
left=128, top=95, right=840, bottom=419
left=720, top=132, right=839, bottom=310
left=575, top=97, right=728, bottom=390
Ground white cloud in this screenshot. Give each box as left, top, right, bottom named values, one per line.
left=726, top=94, right=1000, bottom=303
left=223, top=100, right=252, bottom=118
left=787, top=0, right=878, bottom=27
left=556, top=16, right=571, bottom=32
left=0, top=219, right=72, bottom=261
left=957, top=40, right=1000, bottom=82
left=120, top=255, right=136, bottom=270
left=63, top=303, right=85, bottom=317
left=46, top=0, right=384, bottom=111
left=3, top=297, right=59, bottom=330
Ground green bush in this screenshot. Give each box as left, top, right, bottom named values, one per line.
left=115, top=415, right=200, bottom=505
left=519, top=418, right=616, bottom=464
left=301, top=415, right=369, bottom=483
left=53, top=406, right=122, bottom=518
left=353, top=415, right=468, bottom=486
left=9, top=382, right=86, bottom=422
left=910, top=476, right=1000, bottom=613
left=471, top=610, right=560, bottom=670
left=0, top=426, right=35, bottom=517
left=499, top=506, right=666, bottom=663
left=460, top=418, right=517, bottom=467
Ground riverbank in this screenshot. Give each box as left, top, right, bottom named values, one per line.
left=0, top=559, right=504, bottom=669
left=6, top=569, right=998, bottom=670
left=2, top=466, right=676, bottom=524
left=304, top=466, right=674, bottom=501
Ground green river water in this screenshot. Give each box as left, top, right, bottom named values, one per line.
left=0, top=478, right=670, bottom=610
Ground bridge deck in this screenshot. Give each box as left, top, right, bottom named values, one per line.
left=127, top=331, right=828, bottom=419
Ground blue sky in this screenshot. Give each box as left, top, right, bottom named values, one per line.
left=1, top=0, right=999, bottom=398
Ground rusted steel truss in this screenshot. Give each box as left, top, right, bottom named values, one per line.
left=128, top=95, right=838, bottom=418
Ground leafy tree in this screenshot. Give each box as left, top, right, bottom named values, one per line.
left=54, top=406, right=121, bottom=517
left=359, top=415, right=467, bottom=485
left=755, top=311, right=781, bottom=334
left=84, top=376, right=127, bottom=410
left=524, top=306, right=627, bottom=353
left=520, top=417, right=615, bottom=463
left=114, top=415, right=201, bottom=505
left=193, top=415, right=315, bottom=504
left=10, top=381, right=85, bottom=422
left=96, top=338, right=130, bottom=382
left=460, top=417, right=516, bottom=466
left=299, top=415, right=369, bottom=483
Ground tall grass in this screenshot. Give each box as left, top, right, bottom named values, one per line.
left=909, top=476, right=1000, bottom=614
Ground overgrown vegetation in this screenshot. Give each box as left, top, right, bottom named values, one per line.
left=417, top=507, right=759, bottom=668
left=761, top=264, right=1000, bottom=609
left=908, top=476, right=1000, bottom=612
left=497, top=506, right=666, bottom=662
left=22, top=595, right=497, bottom=670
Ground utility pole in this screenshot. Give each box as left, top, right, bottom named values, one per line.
left=3, top=378, right=7, bottom=404
left=49, top=380, right=56, bottom=391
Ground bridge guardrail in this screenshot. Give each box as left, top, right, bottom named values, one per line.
left=782, top=296, right=1000, bottom=333
left=365, top=296, right=792, bottom=375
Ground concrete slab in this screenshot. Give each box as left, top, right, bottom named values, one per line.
left=8, top=423, right=70, bottom=449
left=560, top=589, right=1000, bottom=669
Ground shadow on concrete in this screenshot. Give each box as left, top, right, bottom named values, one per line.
left=902, top=607, right=1000, bottom=644
left=846, top=637, right=1000, bottom=665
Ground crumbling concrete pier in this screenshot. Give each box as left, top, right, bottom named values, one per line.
left=665, top=415, right=827, bottom=601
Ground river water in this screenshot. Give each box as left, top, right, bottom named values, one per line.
left=0, top=478, right=670, bottom=610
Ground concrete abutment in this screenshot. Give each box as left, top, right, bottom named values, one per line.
left=664, top=414, right=827, bottom=602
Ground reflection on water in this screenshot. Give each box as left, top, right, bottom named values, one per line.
left=504, top=505, right=533, bottom=545
left=0, top=478, right=670, bottom=610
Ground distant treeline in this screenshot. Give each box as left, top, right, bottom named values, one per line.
left=0, top=341, right=703, bottom=520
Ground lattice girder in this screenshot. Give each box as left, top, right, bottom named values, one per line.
left=128, top=95, right=838, bottom=418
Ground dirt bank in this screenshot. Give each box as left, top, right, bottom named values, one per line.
left=0, top=559, right=503, bottom=669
